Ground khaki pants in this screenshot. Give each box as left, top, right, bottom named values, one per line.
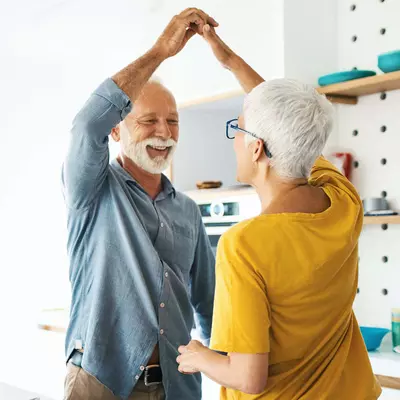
left=64, top=362, right=165, bottom=400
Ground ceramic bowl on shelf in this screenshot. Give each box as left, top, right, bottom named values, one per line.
left=360, top=326, right=390, bottom=351
left=318, top=70, right=376, bottom=86
left=378, top=50, right=400, bottom=73
left=362, top=197, right=389, bottom=213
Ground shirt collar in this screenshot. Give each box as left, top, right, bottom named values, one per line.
left=110, top=159, right=176, bottom=198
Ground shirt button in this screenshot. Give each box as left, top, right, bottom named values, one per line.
left=160, top=329, right=164, bottom=335
left=140, top=366, right=145, bottom=371
left=160, top=222, right=164, bottom=228
left=165, top=272, right=169, bottom=278
left=135, top=375, right=140, bottom=380
left=160, top=303, right=165, bottom=308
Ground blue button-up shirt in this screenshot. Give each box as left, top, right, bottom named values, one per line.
left=62, top=78, right=215, bottom=399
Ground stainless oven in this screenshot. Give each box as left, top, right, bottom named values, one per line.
left=186, top=187, right=261, bottom=255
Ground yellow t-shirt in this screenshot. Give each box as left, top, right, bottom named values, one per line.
left=210, top=157, right=381, bottom=400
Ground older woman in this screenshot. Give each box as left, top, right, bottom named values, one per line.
left=177, top=24, right=381, bottom=400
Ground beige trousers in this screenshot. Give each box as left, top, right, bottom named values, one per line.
left=64, top=362, right=165, bottom=400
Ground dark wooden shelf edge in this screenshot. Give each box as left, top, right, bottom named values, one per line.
left=325, top=95, right=358, bottom=105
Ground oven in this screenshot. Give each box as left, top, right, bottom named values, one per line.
left=187, top=187, right=261, bottom=255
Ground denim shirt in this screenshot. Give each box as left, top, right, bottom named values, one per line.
left=62, top=78, right=215, bottom=399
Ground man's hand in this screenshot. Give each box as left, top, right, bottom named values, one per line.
left=154, top=8, right=219, bottom=59
left=202, top=24, right=238, bottom=70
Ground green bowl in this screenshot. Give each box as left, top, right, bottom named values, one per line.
left=318, top=70, right=376, bottom=86
left=378, top=50, right=400, bottom=73
left=360, top=326, right=390, bottom=351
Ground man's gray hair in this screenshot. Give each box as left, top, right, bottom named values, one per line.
left=243, top=79, right=334, bottom=179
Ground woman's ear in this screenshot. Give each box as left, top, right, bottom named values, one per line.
left=252, top=139, right=264, bottom=162
left=111, top=125, right=121, bottom=142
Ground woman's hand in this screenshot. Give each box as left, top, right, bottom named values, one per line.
left=177, top=340, right=208, bottom=374
left=202, top=24, right=238, bottom=70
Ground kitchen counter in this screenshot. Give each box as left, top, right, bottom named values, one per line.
left=37, top=308, right=68, bottom=333
left=369, top=335, right=400, bottom=390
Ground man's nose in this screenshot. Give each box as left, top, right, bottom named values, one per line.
left=156, top=120, right=172, bottom=139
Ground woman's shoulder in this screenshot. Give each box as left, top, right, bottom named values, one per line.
left=221, top=215, right=283, bottom=247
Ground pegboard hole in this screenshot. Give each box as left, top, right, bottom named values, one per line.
left=380, top=0, right=385, bottom=2
left=381, top=190, right=387, bottom=198
left=352, top=35, right=358, bottom=42
left=357, top=288, right=360, bottom=294
left=382, top=289, right=388, bottom=296
left=352, top=129, right=359, bottom=137
left=381, top=158, right=387, bottom=165
left=350, top=4, right=356, bottom=11
left=380, top=28, right=386, bottom=35
left=380, top=92, right=387, bottom=100
left=353, top=160, right=359, bottom=168
left=380, top=125, right=387, bottom=133
left=382, top=223, right=388, bottom=231
left=352, top=66, right=358, bottom=70
left=382, top=256, right=388, bottom=263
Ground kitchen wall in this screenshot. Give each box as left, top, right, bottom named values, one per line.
left=173, top=95, right=243, bottom=191
left=336, top=0, right=400, bottom=329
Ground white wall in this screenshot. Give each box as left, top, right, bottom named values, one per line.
left=283, top=0, right=339, bottom=151
left=157, top=0, right=285, bottom=102
left=174, top=95, right=244, bottom=191
left=284, top=0, right=338, bottom=84
left=336, top=0, right=400, bottom=328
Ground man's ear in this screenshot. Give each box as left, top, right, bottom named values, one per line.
left=252, top=139, right=264, bottom=162
left=111, top=125, right=121, bottom=142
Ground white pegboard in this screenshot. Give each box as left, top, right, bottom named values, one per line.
left=337, top=0, right=400, bottom=329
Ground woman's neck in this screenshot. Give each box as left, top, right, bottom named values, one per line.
left=253, top=174, right=309, bottom=214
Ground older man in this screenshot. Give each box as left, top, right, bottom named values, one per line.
left=62, top=9, right=217, bottom=400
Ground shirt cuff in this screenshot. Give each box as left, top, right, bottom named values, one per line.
left=94, top=78, right=132, bottom=119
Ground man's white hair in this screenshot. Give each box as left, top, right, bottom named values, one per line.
left=243, top=79, right=334, bottom=179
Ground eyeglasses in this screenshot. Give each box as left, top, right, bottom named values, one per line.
left=226, top=118, right=272, bottom=158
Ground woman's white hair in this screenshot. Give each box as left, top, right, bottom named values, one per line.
left=243, top=79, right=334, bottom=179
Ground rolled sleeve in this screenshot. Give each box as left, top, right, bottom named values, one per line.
left=63, top=78, right=132, bottom=210
left=94, top=78, right=132, bottom=119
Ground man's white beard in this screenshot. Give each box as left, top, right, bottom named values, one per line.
left=123, top=137, right=177, bottom=174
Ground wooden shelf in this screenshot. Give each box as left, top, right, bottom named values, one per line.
left=317, top=70, right=400, bottom=104
left=176, top=71, right=400, bottom=107
left=178, top=89, right=244, bottom=110
left=363, top=215, right=400, bottom=225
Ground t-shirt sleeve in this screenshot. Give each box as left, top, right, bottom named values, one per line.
left=310, top=156, right=347, bottom=183
left=310, top=156, right=362, bottom=207
left=210, top=230, right=271, bottom=354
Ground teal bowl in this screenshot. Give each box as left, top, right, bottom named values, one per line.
left=318, top=70, right=376, bottom=86
left=360, top=326, right=390, bottom=351
left=378, top=50, right=400, bottom=73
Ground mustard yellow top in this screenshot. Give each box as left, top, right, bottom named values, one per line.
left=210, top=157, right=381, bottom=400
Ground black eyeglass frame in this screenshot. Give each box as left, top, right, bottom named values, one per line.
left=225, top=118, right=272, bottom=158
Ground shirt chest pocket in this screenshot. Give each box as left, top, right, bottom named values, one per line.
left=172, top=222, right=196, bottom=273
